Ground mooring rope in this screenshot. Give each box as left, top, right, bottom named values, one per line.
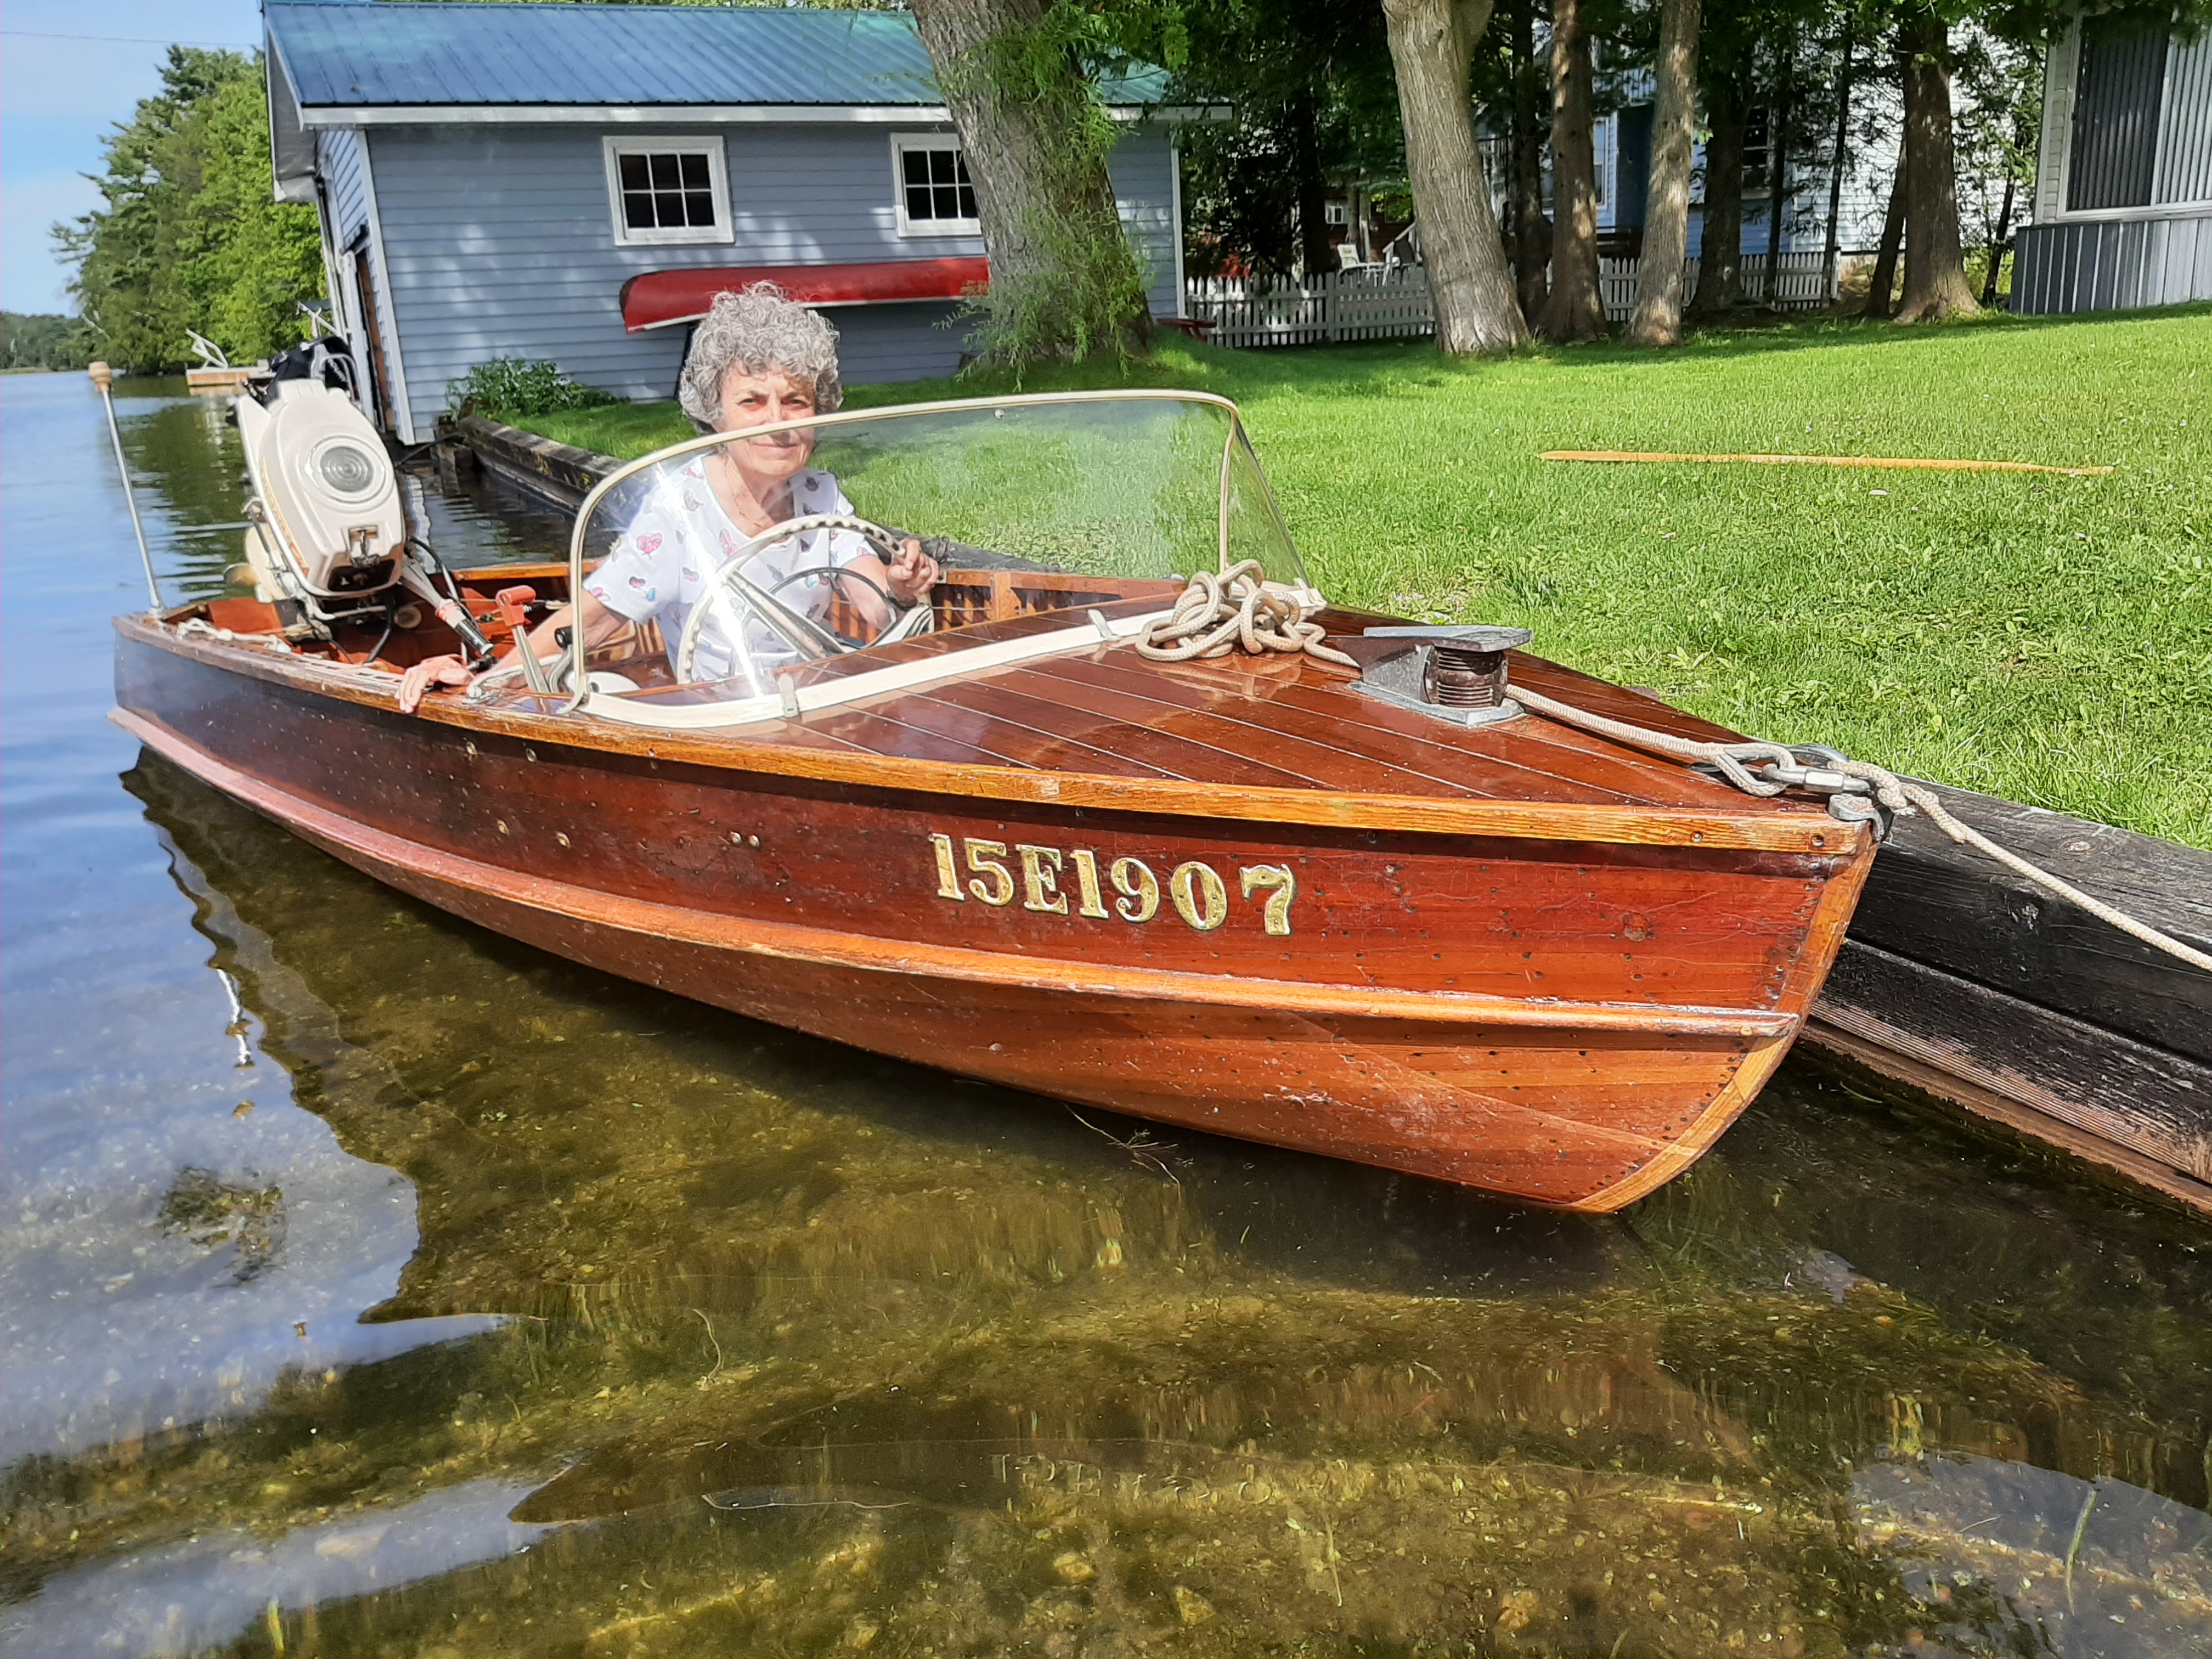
left=1516, top=684, right=2212, bottom=975
left=1135, top=560, right=1358, bottom=669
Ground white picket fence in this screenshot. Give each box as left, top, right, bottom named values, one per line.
left=1184, top=251, right=1838, bottom=347
left=1184, top=267, right=1438, bottom=348
left=1599, top=251, right=1839, bottom=318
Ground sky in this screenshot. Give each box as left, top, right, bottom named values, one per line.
left=3, top=1, right=266, bottom=313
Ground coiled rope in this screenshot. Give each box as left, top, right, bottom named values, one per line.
left=1515, top=684, right=2212, bottom=975
left=1136, top=560, right=1358, bottom=669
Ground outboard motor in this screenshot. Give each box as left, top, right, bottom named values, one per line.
left=234, top=351, right=492, bottom=664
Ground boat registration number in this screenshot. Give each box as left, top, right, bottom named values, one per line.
left=927, top=834, right=1296, bottom=935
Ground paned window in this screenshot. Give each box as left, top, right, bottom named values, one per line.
left=603, top=138, right=732, bottom=247
left=893, top=136, right=981, bottom=235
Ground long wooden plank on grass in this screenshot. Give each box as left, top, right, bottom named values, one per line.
left=1544, top=450, right=2114, bottom=476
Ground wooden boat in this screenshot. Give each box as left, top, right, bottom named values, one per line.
left=111, top=388, right=1875, bottom=1211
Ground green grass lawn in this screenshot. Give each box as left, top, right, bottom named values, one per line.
left=513, top=307, right=2211, bottom=845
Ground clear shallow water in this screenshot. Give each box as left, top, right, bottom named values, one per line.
left=2, top=370, right=2207, bottom=1658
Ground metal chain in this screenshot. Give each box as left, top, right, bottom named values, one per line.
left=1135, top=560, right=1358, bottom=669
left=1517, top=685, right=2212, bottom=976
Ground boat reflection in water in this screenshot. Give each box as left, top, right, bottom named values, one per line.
left=3, top=751, right=2205, bottom=1658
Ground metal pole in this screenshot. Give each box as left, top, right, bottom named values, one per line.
left=88, top=362, right=163, bottom=613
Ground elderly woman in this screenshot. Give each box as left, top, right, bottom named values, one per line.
left=398, top=284, right=938, bottom=712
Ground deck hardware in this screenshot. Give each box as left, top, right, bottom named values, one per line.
left=1342, top=627, right=1533, bottom=728
left=777, top=673, right=802, bottom=719
left=1087, top=608, right=1116, bottom=643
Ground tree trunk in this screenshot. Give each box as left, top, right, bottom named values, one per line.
left=1762, top=52, right=1795, bottom=307
left=1508, top=0, right=1550, bottom=321
left=1626, top=0, right=1701, bottom=346
left=1821, top=24, right=1856, bottom=305
left=1864, top=160, right=1905, bottom=317
left=1538, top=0, right=1605, bottom=341
left=1892, top=4, right=1979, bottom=323
left=1380, top=0, right=1529, bottom=355
left=1292, top=93, right=1334, bottom=278
left=1689, top=81, right=1746, bottom=314
left=1982, top=172, right=2015, bottom=305
left=911, top=0, right=1151, bottom=363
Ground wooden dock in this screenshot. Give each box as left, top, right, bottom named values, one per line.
left=1803, top=782, right=2210, bottom=1214
left=452, top=414, right=2212, bottom=1214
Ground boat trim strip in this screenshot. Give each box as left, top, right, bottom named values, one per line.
left=112, top=705, right=1801, bottom=1041
left=582, top=606, right=1177, bottom=730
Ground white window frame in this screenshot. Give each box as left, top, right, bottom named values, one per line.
left=602, top=136, right=734, bottom=248
left=890, top=133, right=981, bottom=238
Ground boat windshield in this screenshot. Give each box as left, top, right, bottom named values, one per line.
left=562, top=391, right=1314, bottom=724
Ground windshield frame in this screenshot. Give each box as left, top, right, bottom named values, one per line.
left=559, top=387, right=1307, bottom=712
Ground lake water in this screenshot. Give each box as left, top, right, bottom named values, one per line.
left=3, top=370, right=2207, bottom=1659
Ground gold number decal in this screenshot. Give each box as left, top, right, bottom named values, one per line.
left=964, top=838, right=1015, bottom=906
left=1170, top=861, right=1228, bottom=932
left=1110, top=856, right=1159, bottom=923
left=1016, top=844, right=1068, bottom=915
left=1069, top=849, right=1110, bottom=919
left=1240, top=864, right=1297, bottom=936
left=929, top=833, right=964, bottom=901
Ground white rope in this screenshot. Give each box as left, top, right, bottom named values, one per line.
left=1519, top=686, right=2212, bottom=976
left=1135, top=560, right=1358, bottom=670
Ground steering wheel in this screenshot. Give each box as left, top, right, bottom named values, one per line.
left=674, top=512, right=907, bottom=685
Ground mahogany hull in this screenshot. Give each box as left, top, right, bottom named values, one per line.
left=112, top=621, right=1872, bottom=1211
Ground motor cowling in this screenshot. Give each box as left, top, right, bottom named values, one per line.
left=238, top=379, right=404, bottom=603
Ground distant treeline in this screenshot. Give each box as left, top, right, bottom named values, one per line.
left=54, top=47, right=324, bottom=374
left=3, top=313, right=93, bottom=372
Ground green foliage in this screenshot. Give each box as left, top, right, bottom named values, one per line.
left=938, top=0, right=1167, bottom=369
left=53, top=48, right=325, bottom=372
left=1167, top=1, right=1403, bottom=279
left=448, top=358, right=622, bottom=419
left=513, top=308, right=2212, bottom=844
left=2, top=313, right=92, bottom=372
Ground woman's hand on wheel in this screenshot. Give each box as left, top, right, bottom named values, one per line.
left=397, top=654, right=473, bottom=714
left=883, top=537, right=940, bottom=605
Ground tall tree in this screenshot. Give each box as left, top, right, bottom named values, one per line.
left=53, top=47, right=321, bottom=371
left=1379, top=0, right=1529, bottom=354
left=1504, top=0, right=1552, bottom=319
left=911, top=0, right=1154, bottom=363
left=1627, top=0, right=1702, bottom=345
left=1688, top=66, right=1750, bottom=313
left=1171, top=1, right=1402, bottom=280
left=1539, top=0, right=1607, bottom=341
left=1891, top=3, right=1979, bottom=320
left=1862, top=161, right=1906, bottom=316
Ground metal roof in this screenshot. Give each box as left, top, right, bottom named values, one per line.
left=264, top=1, right=1166, bottom=111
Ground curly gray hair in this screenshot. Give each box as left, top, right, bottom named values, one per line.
left=676, top=283, right=844, bottom=433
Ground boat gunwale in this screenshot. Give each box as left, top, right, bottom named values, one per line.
left=115, top=614, right=1866, bottom=855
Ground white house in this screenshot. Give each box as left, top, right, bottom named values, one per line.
left=263, top=1, right=1191, bottom=441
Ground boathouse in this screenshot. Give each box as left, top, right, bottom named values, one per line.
left=2012, top=12, right=2212, bottom=314
left=262, top=1, right=1189, bottom=442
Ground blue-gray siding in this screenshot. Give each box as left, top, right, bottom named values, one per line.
left=2012, top=215, right=2212, bottom=313
left=2153, top=33, right=2212, bottom=207
left=356, top=122, right=1178, bottom=436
